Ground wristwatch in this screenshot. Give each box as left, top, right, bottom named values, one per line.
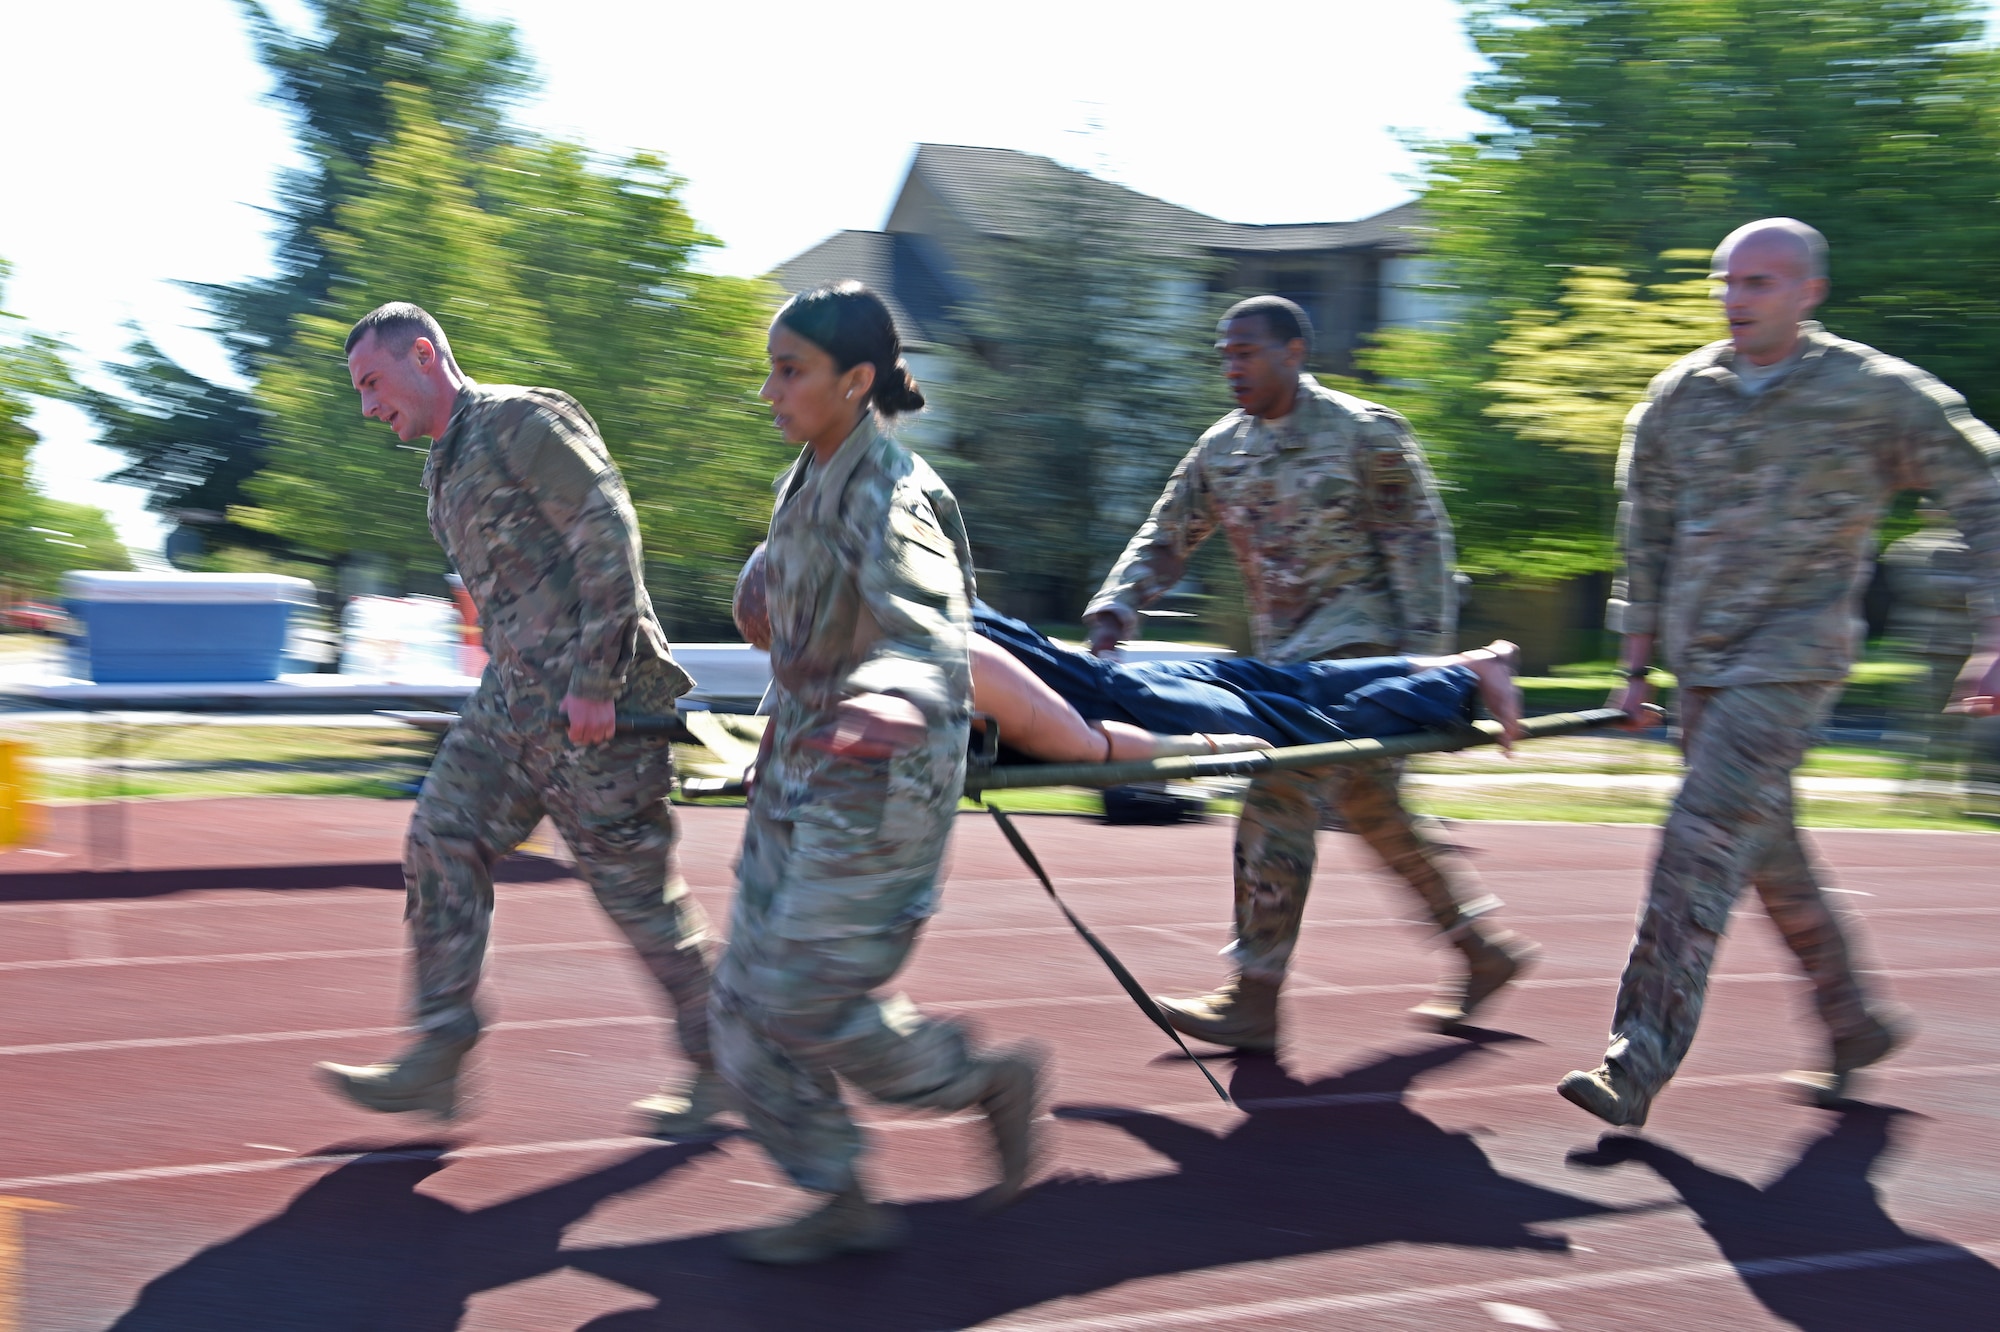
left=1623, top=665, right=1655, bottom=682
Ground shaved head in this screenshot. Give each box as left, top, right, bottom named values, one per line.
left=1712, top=217, right=1830, bottom=366
left=1712, top=218, right=1828, bottom=282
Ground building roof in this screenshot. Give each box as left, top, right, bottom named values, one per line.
left=900, top=143, right=1425, bottom=254
left=767, top=229, right=962, bottom=347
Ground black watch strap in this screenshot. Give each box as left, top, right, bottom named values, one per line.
left=1623, top=665, right=1655, bottom=681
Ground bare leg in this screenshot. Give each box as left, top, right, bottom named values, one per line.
left=968, top=635, right=1267, bottom=762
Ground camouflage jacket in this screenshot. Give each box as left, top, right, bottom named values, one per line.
left=1608, top=323, right=2000, bottom=686
left=424, top=383, right=691, bottom=714
left=756, top=414, right=976, bottom=932
left=1087, top=375, right=1456, bottom=663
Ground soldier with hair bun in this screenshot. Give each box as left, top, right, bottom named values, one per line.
left=715, top=282, right=1042, bottom=1265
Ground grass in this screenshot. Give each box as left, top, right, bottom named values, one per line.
left=6, top=722, right=436, bottom=801
left=5, top=683, right=1992, bottom=833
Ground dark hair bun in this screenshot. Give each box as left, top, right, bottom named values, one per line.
left=874, top=359, right=926, bottom=416
left=773, top=282, right=927, bottom=420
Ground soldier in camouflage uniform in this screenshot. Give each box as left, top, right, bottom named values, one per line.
left=316, top=304, right=722, bottom=1134
left=1086, top=295, right=1538, bottom=1052
left=715, top=283, right=1040, bottom=1265
left=1560, top=220, right=2000, bottom=1127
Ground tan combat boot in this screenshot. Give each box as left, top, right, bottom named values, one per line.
left=1786, top=1007, right=1910, bottom=1108
left=1411, top=928, right=1540, bottom=1031
left=973, top=1046, right=1045, bottom=1213
left=1152, top=975, right=1279, bottom=1053
left=1557, top=1060, right=1653, bottom=1129
left=315, top=1027, right=478, bottom=1119
left=631, top=1068, right=736, bottom=1140
left=729, top=1187, right=908, bottom=1265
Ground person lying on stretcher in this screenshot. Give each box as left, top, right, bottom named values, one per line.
left=732, top=544, right=1522, bottom=765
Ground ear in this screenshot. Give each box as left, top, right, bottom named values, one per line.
left=841, top=361, right=877, bottom=403
left=1285, top=337, right=1308, bottom=369
left=411, top=336, right=437, bottom=370
left=1803, top=276, right=1830, bottom=312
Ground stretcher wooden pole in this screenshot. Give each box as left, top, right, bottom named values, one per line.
left=962, top=706, right=1630, bottom=794
left=665, top=707, right=1631, bottom=800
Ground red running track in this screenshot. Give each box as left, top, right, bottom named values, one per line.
left=1, top=798, right=1997, bottom=1330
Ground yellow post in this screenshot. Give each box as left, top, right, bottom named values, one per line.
left=0, top=740, right=41, bottom=851
left=0, top=1197, right=67, bottom=1332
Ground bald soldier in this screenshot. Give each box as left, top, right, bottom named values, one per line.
left=316, top=304, right=724, bottom=1134
left=1086, top=296, right=1538, bottom=1052
left=1560, top=220, right=2000, bottom=1127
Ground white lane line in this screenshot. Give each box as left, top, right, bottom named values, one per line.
left=7, top=964, right=1998, bottom=1057
left=9, top=1058, right=2000, bottom=1196
left=983, top=1243, right=2000, bottom=1332
left=0, top=1014, right=665, bottom=1058
left=63, top=904, right=116, bottom=961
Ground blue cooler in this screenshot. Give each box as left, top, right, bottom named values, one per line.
left=62, top=572, right=317, bottom=683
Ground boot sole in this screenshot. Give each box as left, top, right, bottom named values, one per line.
left=1556, top=1070, right=1649, bottom=1128
left=1153, top=1007, right=1278, bottom=1053
left=315, top=1063, right=459, bottom=1119
left=1413, top=940, right=1541, bottom=1032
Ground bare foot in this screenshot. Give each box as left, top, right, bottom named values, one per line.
left=1461, top=640, right=1522, bottom=752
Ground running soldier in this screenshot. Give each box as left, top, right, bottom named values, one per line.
left=1086, top=296, right=1537, bottom=1051
left=714, top=283, right=1039, bottom=1265
left=1560, top=219, right=2000, bottom=1127
left=317, top=304, right=723, bottom=1135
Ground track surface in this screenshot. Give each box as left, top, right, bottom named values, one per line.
left=2, top=798, right=1996, bottom=1331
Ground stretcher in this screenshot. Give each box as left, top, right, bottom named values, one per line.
left=659, top=705, right=1633, bottom=1105
left=665, top=706, right=1632, bottom=799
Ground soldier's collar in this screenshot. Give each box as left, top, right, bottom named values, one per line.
left=427, top=385, right=480, bottom=472
left=1238, top=377, right=1314, bottom=451
left=791, top=412, right=889, bottom=523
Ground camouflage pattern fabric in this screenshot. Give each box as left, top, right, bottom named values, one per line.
left=1087, top=374, right=1456, bottom=662
left=426, top=384, right=693, bottom=704
left=403, top=382, right=712, bottom=1058
left=712, top=413, right=989, bottom=1195
left=407, top=679, right=713, bottom=1062
left=1608, top=322, right=2000, bottom=687
left=1228, top=644, right=1492, bottom=983
left=1605, top=682, right=1873, bottom=1095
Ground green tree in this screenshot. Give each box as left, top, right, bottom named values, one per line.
left=938, top=162, right=1225, bottom=624
left=80, top=0, right=534, bottom=554
left=1377, top=0, right=2000, bottom=578
left=238, top=87, right=782, bottom=634
left=1, top=262, right=131, bottom=598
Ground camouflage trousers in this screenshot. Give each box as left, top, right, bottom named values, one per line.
left=712, top=806, right=990, bottom=1195
left=1227, top=645, right=1495, bottom=983
left=404, top=690, right=715, bottom=1065
left=1605, top=682, right=1875, bottom=1095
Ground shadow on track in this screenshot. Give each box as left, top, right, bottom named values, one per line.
left=567, top=1040, right=1619, bottom=1330
left=106, top=1141, right=716, bottom=1331
left=1569, top=1105, right=2000, bottom=1330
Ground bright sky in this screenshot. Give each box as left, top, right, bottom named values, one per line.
left=0, top=0, right=1498, bottom=559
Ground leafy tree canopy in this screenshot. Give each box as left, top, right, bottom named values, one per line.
left=1373, top=0, right=2000, bottom=580
left=1, top=262, right=131, bottom=597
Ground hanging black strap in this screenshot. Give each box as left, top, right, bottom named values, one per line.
left=984, top=802, right=1231, bottom=1105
